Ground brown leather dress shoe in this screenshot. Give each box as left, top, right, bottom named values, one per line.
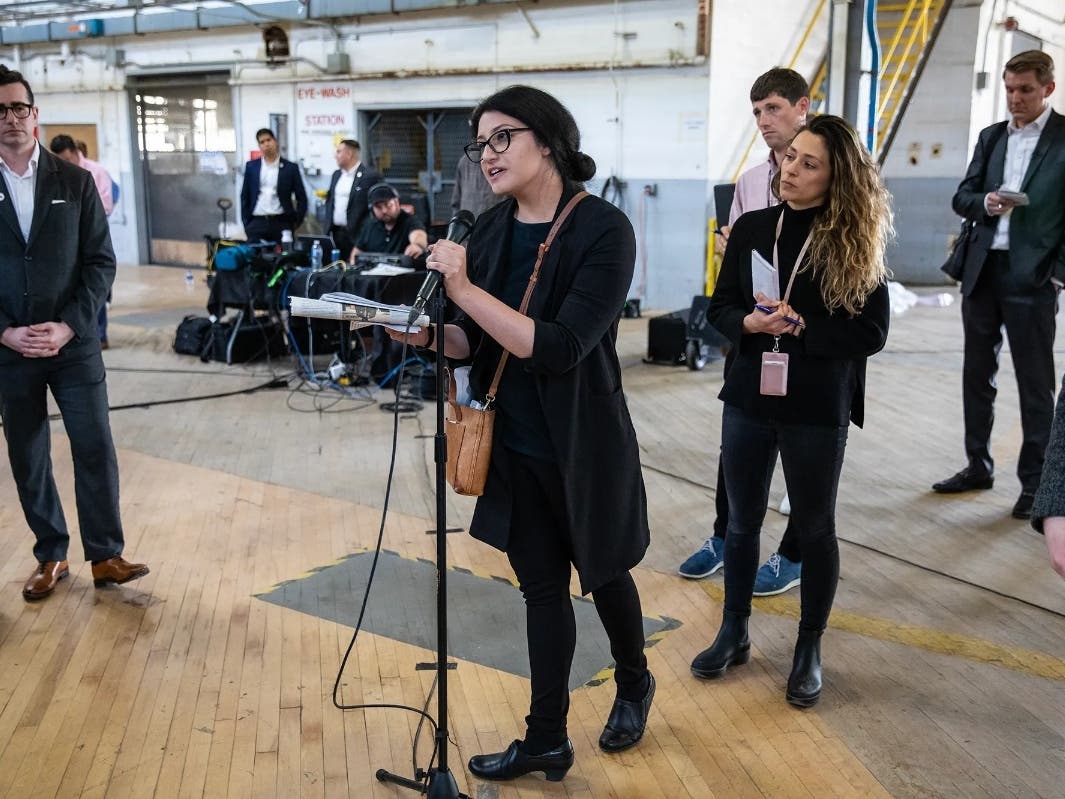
left=23, top=561, right=70, bottom=601
left=91, top=556, right=150, bottom=587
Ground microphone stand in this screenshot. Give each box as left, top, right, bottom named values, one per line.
left=376, top=284, right=470, bottom=798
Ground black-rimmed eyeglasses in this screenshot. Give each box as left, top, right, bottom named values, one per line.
left=463, top=127, right=532, bottom=163
left=0, top=103, right=33, bottom=120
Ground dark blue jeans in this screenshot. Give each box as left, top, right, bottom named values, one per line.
left=720, top=404, right=848, bottom=631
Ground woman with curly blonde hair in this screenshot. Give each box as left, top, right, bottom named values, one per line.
left=692, top=114, right=892, bottom=707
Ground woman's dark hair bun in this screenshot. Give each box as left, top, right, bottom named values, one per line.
left=569, top=151, right=596, bottom=182
left=471, top=85, right=596, bottom=185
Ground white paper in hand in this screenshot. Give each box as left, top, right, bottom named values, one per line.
left=751, top=249, right=779, bottom=301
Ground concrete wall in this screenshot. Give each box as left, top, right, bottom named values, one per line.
left=881, top=3, right=981, bottom=283
left=882, top=0, right=1065, bottom=284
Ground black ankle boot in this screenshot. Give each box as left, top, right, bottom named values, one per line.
left=786, top=628, right=823, bottom=707
left=599, top=671, right=655, bottom=752
left=468, top=739, right=574, bottom=782
left=691, top=611, right=750, bottom=679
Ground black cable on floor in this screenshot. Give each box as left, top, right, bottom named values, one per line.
left=330, top=332, right=444, bottom=783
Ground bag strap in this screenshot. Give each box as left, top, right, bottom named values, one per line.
left=483, top=190, right=589, bottom=407
left=772, top=210, right=813, bottom=307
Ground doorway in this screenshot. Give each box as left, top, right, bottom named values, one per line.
left=361, top=108, right=473, bottom=228
left=129, top=72, right=236, bottom=266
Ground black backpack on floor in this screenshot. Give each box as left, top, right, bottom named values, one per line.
left=173, top=315, right=213, bottom=356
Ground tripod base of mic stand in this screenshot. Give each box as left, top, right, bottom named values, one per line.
left=375, top=767, right=469, bottom=798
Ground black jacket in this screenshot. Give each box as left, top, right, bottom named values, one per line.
left=952, top=110, right=1065, bottom=297
left=0, top=146, right=115, bottom=364
left=708, top=203, right=890, bottom=428
left=325, top=163, right=381, bottom=239
left=1032, top=375, right=1065, bottom=533
left=239, top=156, right=308, bottom=229
left=453, top=185, right=649, bottom=594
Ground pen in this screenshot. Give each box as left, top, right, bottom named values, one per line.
left=754, top=303, right=804, bottom=328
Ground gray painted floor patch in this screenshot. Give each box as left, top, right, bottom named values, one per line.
left=256, top=550, right=675, bottom=690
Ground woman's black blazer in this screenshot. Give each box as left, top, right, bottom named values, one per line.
left=452, top=184, right=649, bottom=594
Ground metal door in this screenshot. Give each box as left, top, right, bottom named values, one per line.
left=362, top=108, right=472, bottom=227
left=130, top=72, right=237, bottom=266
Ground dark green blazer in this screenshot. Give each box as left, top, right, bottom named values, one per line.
left=952, top=110, right=1065, bottom=296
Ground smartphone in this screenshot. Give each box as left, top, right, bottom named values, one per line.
left=997, top=189, right=1029, bottom=205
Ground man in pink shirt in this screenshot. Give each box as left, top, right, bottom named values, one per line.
left=50, top=135, right=116, bottom=346
left=678, top=68, right=810, bottom=597
left=50, top=134, right=113, bottom=215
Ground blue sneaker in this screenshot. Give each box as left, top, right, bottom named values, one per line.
left=752, top=553, right=801, bottom=596
left=678, top=538, right=724, bottom=579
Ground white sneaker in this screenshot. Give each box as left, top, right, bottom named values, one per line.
left=779, top=492, right=791, bottom=515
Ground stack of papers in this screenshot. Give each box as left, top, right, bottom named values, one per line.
left=289, top=292, right=429, bottom=331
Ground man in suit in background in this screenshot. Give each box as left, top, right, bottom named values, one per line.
left=240, top=127, right=307, bottom=243
left=324, top=138, right=379, bottom=257
left=933, top=50, right=1065, bottom=520
left=0, top=65, right=149, bottom=601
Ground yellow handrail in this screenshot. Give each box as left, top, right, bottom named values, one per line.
left=729, top=0, right=827, bottom=182
left=877, top=0, right=936, bottom=123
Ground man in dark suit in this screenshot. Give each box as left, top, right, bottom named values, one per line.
left=0, top=65, right=149, bottom=600
left=239, top=127, right=308, bottom=243
left=324, top=138, right=379, bottom=257
left=933, top=51, right=1065, bottom=520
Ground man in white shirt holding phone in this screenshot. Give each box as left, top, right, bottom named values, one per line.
left=933, top=51, right=1065, bottom=522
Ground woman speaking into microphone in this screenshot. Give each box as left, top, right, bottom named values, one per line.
left=387, top=85, right=652, bottom=782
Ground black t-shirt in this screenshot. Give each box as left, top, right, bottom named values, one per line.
left=354, top=209, right=425, bottom=255
left=497, top=218, right=555, bottom=460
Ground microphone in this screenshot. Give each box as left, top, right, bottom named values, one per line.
left=408, top=209, right=476, bottom=325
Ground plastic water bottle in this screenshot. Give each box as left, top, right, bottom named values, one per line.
left=310, top=239, right=323, bottom=270
left=330, top=247, right=341, bottom=265
left=184, top=269, right=194, bottom=291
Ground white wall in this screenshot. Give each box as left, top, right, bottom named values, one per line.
left=34, top=87, right=140, bottom=264
left=706, top=0, right=829, bottom=182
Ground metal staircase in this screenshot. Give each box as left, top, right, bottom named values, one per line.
left=873, top=0, right=953, bottom=160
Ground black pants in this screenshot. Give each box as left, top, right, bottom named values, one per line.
left=720, top=404, right=847, bottom=631
left=330, top=225, right=355, bottom=260
left=962, top=250, right=1058, bottom=490
left=244, top=214, right=290, bottom=244
left=0, top=348, right=125, bottom=563
left=712, top=451, right=801, bottom=562
left=506, top=450, right=648, bottom=749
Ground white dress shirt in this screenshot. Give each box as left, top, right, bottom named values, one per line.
left=988, top=103, right=1052, bottom=251
left=331, top=162, right=360, bottom=227
left=252, top=158, right=283, bottom=217
left=0, top=140, right=40, bottom=242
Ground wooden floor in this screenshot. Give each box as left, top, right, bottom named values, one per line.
left=0, top=264, right=1063, bottom=798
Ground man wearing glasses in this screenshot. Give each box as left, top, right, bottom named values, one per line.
left=0, top=65, right=149, bottom=601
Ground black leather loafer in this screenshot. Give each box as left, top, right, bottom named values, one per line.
left=468, top=739, right=574, bottom=782
left=932, top=467, right=993, bottom=494
left=599, top=672, right=655, bottom=752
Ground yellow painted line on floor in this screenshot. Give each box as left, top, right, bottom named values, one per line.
left=695, top=580, right=1065, bottom=682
